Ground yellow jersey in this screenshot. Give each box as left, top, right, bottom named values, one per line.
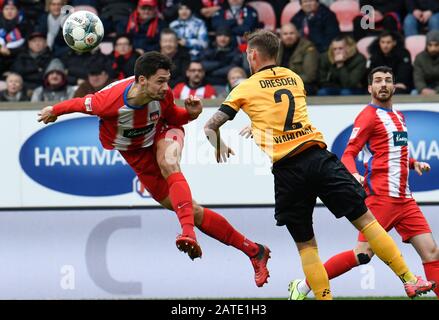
left=220, top=65, right=326, bottom=163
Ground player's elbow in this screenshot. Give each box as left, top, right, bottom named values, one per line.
left=204, top=123, right=215, bottom=136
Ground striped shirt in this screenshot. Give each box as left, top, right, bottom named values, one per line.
left=342, top=104, right=416, bottom=198
left=52, top=77, right=190, bottom=151
left=173, top=82, right=216, bottom=100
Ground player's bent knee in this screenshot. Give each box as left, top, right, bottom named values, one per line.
left=158, top=160, right=181, bottom=178
left=423, top=246, right=439, bottom=262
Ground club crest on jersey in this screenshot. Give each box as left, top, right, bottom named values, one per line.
left=150, top=110, right=160, bottom=122
left=393, top=131, right=408, bottom=146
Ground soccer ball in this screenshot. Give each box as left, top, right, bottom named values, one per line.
left=62, top=10, right=104, bottom=52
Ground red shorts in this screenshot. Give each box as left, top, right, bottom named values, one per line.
left=358, top=195, right=431, bottom=243
left=119, top=123, right=185, bottom=202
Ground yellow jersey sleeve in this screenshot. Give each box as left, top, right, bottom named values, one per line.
left=219, top=84, right=248, bottom=119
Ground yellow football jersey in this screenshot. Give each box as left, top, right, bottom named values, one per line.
left=220, top=65, right=326, bottom=163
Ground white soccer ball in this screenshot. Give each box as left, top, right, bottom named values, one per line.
left=62, top=10, right=104, bottom=53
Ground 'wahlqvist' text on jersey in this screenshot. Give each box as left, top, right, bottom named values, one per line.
left=342, top=104, right=414, bottom=198
left=51, top=77, right=189, bottom=151
left=220, top=66, right=326, bottom=162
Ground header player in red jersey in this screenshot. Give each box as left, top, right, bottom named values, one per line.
left=38, top=51, right=270, bottom=287
left=289, top=66, right=438, bottom=299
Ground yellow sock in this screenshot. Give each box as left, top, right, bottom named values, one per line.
left=299, top=247, right=332, bottom=300
left=361, top=220, right=416, bottom=283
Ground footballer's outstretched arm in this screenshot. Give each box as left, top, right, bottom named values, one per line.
left=204, top=110, right=235, bottom=163
left=37, top=96, right=96, bottom=124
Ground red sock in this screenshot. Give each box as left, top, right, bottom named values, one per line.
left=166, top=172, right=195, bottom=239
left=423, top=260, right=439, bottom=298
left=306, top=250, right=358, bottom=287
left=199, top=207, right=259, bottom=257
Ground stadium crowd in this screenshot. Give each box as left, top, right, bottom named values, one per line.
left=1, top=0, right=439, bottom=102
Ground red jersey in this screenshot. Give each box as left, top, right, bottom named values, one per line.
left=342, top=104, right=416, bottom=199
left=173, top=83, right=217, bottom=99
left=52, top=77, right=190, bottom=151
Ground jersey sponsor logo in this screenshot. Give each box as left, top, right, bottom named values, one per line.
left=393, top=131, right=408, bottom=146
left=19, top=117, right=136, bottom=197
left=273, top=126, right=313, bottom=144
left=123, top=124, right=154, bottom=138
left=332, top=111, right=439, bottom=192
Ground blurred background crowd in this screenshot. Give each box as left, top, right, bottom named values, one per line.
left=1, top=0, right=439, bottom=102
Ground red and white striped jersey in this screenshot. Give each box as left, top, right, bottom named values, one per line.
left=173, top=82, right=217, bottom=99
left=52, top=77, right=190, bottom=151
left=342, top=104, right=416, bottom=199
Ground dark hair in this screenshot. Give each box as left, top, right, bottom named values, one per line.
left=246, top=29, right=280, bottom=60
left=368, top=66, right=394, bottom=85
left=378, top=30, right=397, bottom=41
left=299, top=0, right=319, bottom=4
left=160, top=28, right=178, bottom=40
left=134, top=51, right=173, bottom=81
left=113, top=33, right=133, bottom=46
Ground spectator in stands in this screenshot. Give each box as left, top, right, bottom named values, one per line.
left=10, top=31, right=52, bottom=94
left=404, top=0, right=439, bottom=37
left=200, top=0, right=225, bottom=31
left=353, top=0, right=405, bottom=41
left=70, top=0, right=98, bottom=7
left=159, top=28, right=191, bottom=87
left=111, top=34, right=140, bottom=80
left=36, top=0, right=69, bottom=58
left=161, top=0, right=203, bottom=24
left=31, top=58, right=75, bottom=102
left=277, top=22, right=319, bottom=95
left=0, top=0, right=28, bottom=74
left=17, top=0, right=45, bottom=31
left=218, top=65, right=247, bottom=97
left=99, top=0, right=137, bottom=36
left=413, top=30, right=439, bottom=95
left=170, top=0, right=208, bottom=60
left=125, top=0, right=167, bottom=54
left=201, top=26, right=242, bottom=85
left=61, top=49, right=98, bottom=86
left=0, top=72, right=29, bottom=101
left=74, top=55, right=114, bottom=97
left=318, top=35, right=366, bottom=95
left=211, top=0, right=259, bottom=50
left=291, top=0, right=339, bottom=53
left=367, top=31, right=413, bottom=94
left=173, top=60, right=217, bottom=99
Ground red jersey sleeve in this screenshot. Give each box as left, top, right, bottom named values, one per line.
left=161, top=89, right=190, bottom=126
left=341, top=107, right=376, bottom=174
left=52, top=89, right=115, bottom=118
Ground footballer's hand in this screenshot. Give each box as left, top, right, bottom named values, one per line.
left=184, top=95, right=202, bottom=120
left=414, top=161, right=430, bottom=176
left=239, top=125, right=253, bottom=139
left=37, top=106, right=58, bottom=124
left=352, top=173, right=365, bottom=185
left=216, top=144, right=235, bottom=163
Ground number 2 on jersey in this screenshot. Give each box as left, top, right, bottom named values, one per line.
left=274, top=89, right=302, bottom=131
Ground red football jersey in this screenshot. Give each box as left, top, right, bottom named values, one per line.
left=173, top=83, right=217, bottom=99
left=52, top=77, right=190, bottom=151
left=342, top=104, right=416, bottom=199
